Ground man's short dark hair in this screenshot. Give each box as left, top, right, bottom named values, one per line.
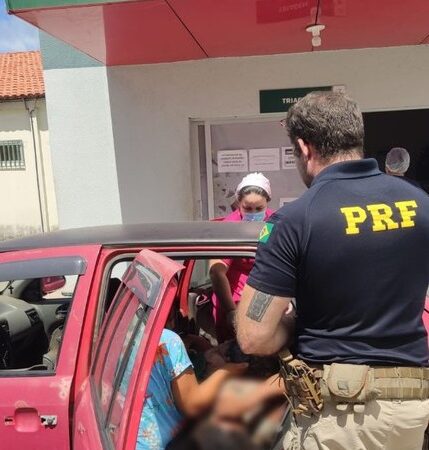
left=285, top=91, right=364, bottom=160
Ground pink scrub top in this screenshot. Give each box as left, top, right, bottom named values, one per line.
left=212, top=208, right=274, bottom=339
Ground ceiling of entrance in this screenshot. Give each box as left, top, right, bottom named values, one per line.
left=8, top=0, right=429, bottom=66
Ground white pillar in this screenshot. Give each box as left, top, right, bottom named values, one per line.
left=41, top=31, right=122, bottom=229
left=43, top=65, right=122, bottom=229
left=24, top=98, right=51, bottom=231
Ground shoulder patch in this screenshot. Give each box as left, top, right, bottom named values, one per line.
left=259, top=223, right=274, bottom=243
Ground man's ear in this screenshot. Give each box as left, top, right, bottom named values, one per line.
left=297, top=138, right=311, bottom=160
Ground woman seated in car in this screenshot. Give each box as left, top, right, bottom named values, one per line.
left=130, top=328, right=247, bottom=450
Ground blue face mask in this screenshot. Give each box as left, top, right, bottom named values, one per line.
left=242, top=210, right=266, bottom=222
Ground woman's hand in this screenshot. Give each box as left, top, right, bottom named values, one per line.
left=209, top=260, right=236, bottom=313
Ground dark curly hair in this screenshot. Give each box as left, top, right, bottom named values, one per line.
left=237, top=185, right=271, bottom=202
left=285, top=91, right=364, bottom=161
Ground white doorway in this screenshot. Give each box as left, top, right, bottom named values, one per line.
left=191, top=116, right=307, bottom=219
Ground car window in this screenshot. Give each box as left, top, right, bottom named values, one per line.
left=100, top=257, right=184, bottom=326
left=190, top=259, right=211, bottom=289
left=92, top=261, right=162, bottom=449
left=108, top=308, right=146, bottom=446
left=103, top=260, right=133, bottom=315
left=0, top=274, right=79, bottom=372
left=97, top=289, right=148, bottom=439
left=111, top=261, right=132, bottom=280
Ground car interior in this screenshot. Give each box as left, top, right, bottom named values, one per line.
left=0, top=275, right=77, bottom=371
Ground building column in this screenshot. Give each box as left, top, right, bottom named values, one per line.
left=41, top=33, right=122, bottom=229
left=24, top=98, right=50, bottom=231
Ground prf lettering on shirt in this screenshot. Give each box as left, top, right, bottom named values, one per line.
left=340, top=200, right=418, bottom=235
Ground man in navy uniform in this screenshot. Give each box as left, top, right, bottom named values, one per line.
left=236, top=91, right=429, bottom=450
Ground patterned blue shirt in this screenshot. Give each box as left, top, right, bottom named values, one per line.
left=135, top=329, right=192, bottom=450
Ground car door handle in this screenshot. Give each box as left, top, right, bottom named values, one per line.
left=4, top=409, right=58, bottom=431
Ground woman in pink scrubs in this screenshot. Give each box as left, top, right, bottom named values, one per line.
left=209, top=173, right=273, bottom=343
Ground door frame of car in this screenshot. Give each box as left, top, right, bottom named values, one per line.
left=72, top=243, right=257, bottom=450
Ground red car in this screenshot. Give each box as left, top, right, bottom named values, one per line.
left=0, top=222, right=427, bottom=450
left=0, top=222, right=263, bottom=450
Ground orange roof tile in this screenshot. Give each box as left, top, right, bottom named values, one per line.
left=0, top=51, right=45, bottom=101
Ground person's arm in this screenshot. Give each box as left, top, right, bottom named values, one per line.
left=213, top=374, right=286, bottom=420
left=236, top=208, right=303, bottom=355
left=171, top=362, right=248, bottom=417
left=209, top=259, right=235, bottom=313
left=236, top=284, right=294, bottom=355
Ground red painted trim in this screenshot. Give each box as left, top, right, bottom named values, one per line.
left=178, top=258, right=195, bottom=316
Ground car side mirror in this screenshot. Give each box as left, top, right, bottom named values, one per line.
left=41, top=276, right=66, bottom=295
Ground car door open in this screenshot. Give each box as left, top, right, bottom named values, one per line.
left=73, top=249, right=183, bottom=450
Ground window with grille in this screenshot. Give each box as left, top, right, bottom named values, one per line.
left=0, top=140, right=25, bottom=170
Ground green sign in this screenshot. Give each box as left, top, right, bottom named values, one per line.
left=259, top=86, right=332, bottom=114
left=7, top=0, right=128, bottom=11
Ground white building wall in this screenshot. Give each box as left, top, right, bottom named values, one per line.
left=0, top=99, right=57, bottom=239
left=107, top=44, right=429, bottom=223
left=43, top=66, right=122, bottom=229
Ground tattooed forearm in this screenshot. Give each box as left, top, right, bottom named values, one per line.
left=246, top=291, right=274, bottom=322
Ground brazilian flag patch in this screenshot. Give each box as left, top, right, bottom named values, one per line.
left=259, top=223, right=274, bottom=243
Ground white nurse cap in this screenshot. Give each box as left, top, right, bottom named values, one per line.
left=236, top=172, right=272, bottom=199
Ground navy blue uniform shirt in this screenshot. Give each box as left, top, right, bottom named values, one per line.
left=248, top=159, right=429, bottom=366
left=392, top=175, right=424, bottom=190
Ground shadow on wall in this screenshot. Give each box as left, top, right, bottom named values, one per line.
left=0, top=225, right=58, bottom=241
